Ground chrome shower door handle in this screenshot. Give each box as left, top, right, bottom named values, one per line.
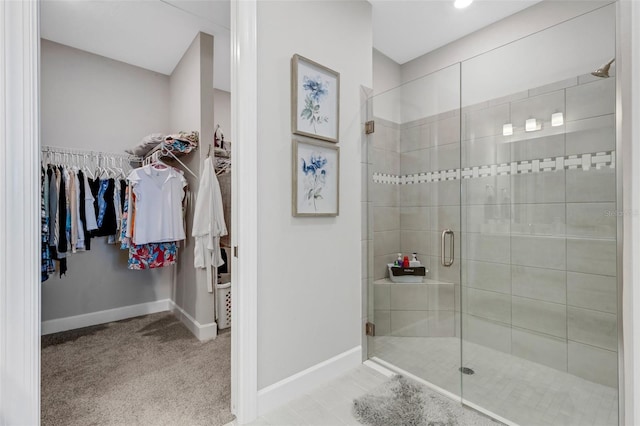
left=441, top=229, right=454, bottom=267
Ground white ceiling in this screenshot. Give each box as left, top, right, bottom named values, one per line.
left=40, top=0, right=231, bottom=91
left=371, top=0, right=542, bottom=64
left=41, top=0, right=542, bottom=92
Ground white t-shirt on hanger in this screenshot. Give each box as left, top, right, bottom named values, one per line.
left=127, top=164, right=187, bottom=245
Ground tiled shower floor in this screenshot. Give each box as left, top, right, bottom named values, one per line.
left=371, top=336, right=618, bottom=426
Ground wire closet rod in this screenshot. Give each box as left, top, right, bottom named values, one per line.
left=41, top=145, right=143, bottom=162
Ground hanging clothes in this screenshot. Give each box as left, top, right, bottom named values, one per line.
left=192, top=156, right=227, bottom=293
left=127, top=164, right=187, bottom=245
left=57, top=166, right=68, bottom=277
left=77, top=170, right=90, bottom=250
left=121, top=188, right=177, bottom=270
left=122, top=163, right=186, bottom=270
left=120, top=180, right=127, bottom=212
left=128, top=242, right=178, bottom=270
left=83, top=173, right=98, bottom=234
left=74, top=170, right=85, bottom=251
left=40, top=148, right=142, bottom=280
left=88, top=177, right=100, bottom=228
left=108, top=182, right=122, bottom=244
left=48, top=166, right=58, bottom=256
left=69, top=170, right=78, bottom=253
left=41, top=167, right=54, bottom=282
left=92, top=178, right=118, bottom=237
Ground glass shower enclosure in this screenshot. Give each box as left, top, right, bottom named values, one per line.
left=365, top=4, right=620, bottom=425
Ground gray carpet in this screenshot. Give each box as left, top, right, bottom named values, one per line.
left=41, top=312, right=234, bottom=426
left=353, top=375, right=500, bottom=426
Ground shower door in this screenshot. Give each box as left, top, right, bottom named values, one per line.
left=459, top=4, right=619, bottom=425
left=366, top=4, right=620, bottom=426
left=365, top=63, right=463, bottom=398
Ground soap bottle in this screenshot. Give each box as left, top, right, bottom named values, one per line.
left=395, top=253, right=402, bottom=266
left=403, top=256, right=410, bottom=268
left=410, top=253, right=420, bottom=267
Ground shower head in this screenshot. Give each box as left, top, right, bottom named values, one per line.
left=592, top=58, right=615, bottom=78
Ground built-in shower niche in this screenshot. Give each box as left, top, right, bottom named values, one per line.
left=370, top=72, right=617, bottom=390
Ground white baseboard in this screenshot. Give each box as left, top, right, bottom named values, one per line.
left=257, top=346, right=362, bottom=416
left=40, top=298, right=218, bottom=342
left=169, top=301, right=217, bottom=342
left=41, top=299, right=171, bottom=335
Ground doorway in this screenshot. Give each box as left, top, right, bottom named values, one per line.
left=37, top=2, right=235, bottom=424
left=0, top=0, right=265, bottom=424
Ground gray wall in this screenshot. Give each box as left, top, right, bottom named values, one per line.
left=41, top=39, right=171, bottom=153
left=372, top=48, right=401, bottom=96
left=256, top=0, right=372, bottom=389
left=40, top=39, right=173, bottom=321
left=372, top=49, right=402, bottom=123
left=213, top=89, right=231, bottom=249
left=214, top=89, right=232, bottom=142
left=401, top=1, right=614, bottom=84
left=169, top=32, right=216, bottom=328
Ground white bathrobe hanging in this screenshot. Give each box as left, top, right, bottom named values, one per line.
left=192, top=156, right=228, bottom=293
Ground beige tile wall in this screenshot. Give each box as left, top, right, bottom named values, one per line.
left=459, top=76, right=617, bottom=388
left=369, top=75, right=619, bottom=388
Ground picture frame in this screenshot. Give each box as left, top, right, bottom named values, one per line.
left=291, top=54, right=340, bottom=143
left=292, top=138, right=340, bottom=217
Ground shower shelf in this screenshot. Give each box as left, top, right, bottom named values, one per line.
left=373, top=278, right=453, bottom=286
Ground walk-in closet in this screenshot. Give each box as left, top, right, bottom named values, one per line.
left=39, top=2, right=233, bottom=424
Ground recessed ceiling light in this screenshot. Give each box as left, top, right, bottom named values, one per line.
left=454, top=0, right=473, bottom=9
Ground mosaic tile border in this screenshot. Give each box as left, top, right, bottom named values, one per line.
left=372, top=151, right=615, bottom=185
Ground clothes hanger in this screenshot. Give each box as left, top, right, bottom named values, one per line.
left=71, top=153, right=79, bottom=171
left=114, top=157, right=126, bottom=179
left=82, top=154, right=95, bottom=179
left=106, top=157, right=118, bottom=178
left=42, top=148, right=50, bottom=168
left=96, top=154, right=106, bottom=178
left=157, top=143, right=197, bottom=178
left=150, top=150, right=169, bottom=169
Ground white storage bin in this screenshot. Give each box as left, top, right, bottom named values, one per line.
left=217, top=282, right=231, bottom=329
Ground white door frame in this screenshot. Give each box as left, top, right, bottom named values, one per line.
left=0, top=0, right=41, bottom=425
left=0, top=0, right=260, bottom=425
left=230, top=0, right=259, bottom=423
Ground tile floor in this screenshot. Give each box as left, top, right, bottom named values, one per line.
left=227, top=337, right=618, bottom=426
left=239, top=365, right=389, bottom=426
left=234, top=364, right=496, bottom=426
left=371, top=336, right=619, bottom=426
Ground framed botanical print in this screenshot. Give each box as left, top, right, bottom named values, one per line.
left=291, top=54, right=340, bottom=143
left=292, top=138, right=339, bottom=217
